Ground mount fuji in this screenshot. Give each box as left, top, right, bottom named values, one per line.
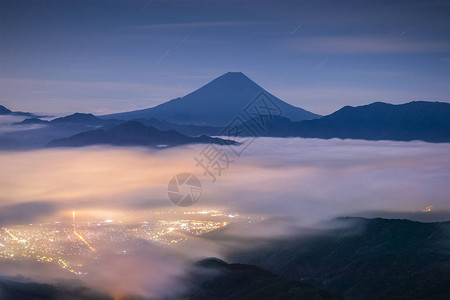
left=101, top=72, right=320, bottom=126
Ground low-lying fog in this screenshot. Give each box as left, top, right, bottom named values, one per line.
left=1, top=137, right=449, bottom=298
left=1, top=137, right=449, bottom=223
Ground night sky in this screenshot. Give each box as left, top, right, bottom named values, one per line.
left=1, top=0, right=449, bottom=115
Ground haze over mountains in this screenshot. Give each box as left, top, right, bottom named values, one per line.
left=1, top=72, right=450, bottom=148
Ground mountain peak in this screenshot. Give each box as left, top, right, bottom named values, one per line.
left=195, top=71, right=256, bottom=90
left=212, top=71, right=253, bottom=85
left=101, top=73, right=320, bottom=126
left=51, top=113, right=100, bottom=124
left=224, top=71, right=244, bottom=75
left=221, top=71, right=247, bottom=78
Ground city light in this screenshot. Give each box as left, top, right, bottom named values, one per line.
left=0, top=209, right=262, bottom=276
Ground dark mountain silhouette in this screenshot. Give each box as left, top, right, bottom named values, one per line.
left=105, top=101, right=450, bottom=143
left=13, top=118, right=49, bottom=125
left=0, top=260, right=342, bottom=300
left=16, top=113, right=219, bottom=135
left=293, top=101, right=450, bottom=142
left=0, top=276, right=111, bottom=300
left=48, top=121, right=237, bottom=148
left=1, top=112, right=222, bottom=149
left=0, top=105, right=38, bottom=117
left=178, top=258, right=343, bottom=300
left=1, top=114, right=121, bottom=149
left=3, top=101, right=450, bottom=149
left=50, top=113, right=120, bottom=126
left=223, top=217, right=450, bottom=300
left=0, top=105, right=12, bottom=114
left=131, top=117, right=223, bottom=136
left=101, top=72, right=320, bottom=126
left=235, top=101, right=450, bottom=143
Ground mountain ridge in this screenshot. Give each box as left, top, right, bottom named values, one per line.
left=0, top=105, right=39, bottom=117
left=231, top=101, right=450, bottom=143
left=47, top=120, right=237, bottom=148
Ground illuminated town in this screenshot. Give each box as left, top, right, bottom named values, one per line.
left=0, top=210, right=263, bottom=276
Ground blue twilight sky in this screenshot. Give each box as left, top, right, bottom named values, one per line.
left=0, top=0, right=449, bottom=115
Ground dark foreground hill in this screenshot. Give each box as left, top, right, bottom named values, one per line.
left=0, top=277, right=111, bottom=300
left=48, top=121, right=236, bottom=148
left=0, top=260, right=342, bottom=300
left=222, top=217, right=450, bottom=300
left=179, top=258, right=343, bottom=300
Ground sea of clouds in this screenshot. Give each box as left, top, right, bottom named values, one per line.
left=1, top=137, right=449, bottom=298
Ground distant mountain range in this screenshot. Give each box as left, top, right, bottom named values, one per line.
left=13, top=117, right=49, bottom=125
left=14, top=113, right=120, bottom=127
left=243, top=101, right=450, bottom=143
left=48, top=121, right=237, bottom=148
left=1, top=73, right=450, bottom=148
left=48, top=101, right=450, bottom=142
left=50, top=113, right=111, bottom=125
left=100, top=101, right=450, bottom=143
left=2, top=100, right=450, bottom=149
left=101, top=72, right=321, bottom=126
